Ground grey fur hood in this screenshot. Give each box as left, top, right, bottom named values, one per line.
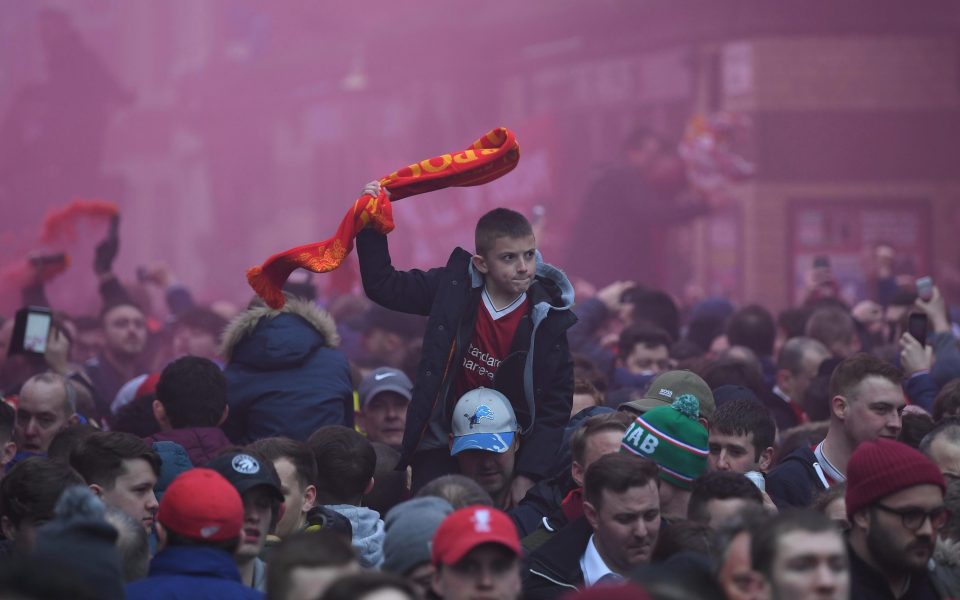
left=220, top=297, right=340, bottom=363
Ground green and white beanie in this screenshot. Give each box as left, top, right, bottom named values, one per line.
left=620, top=394, right=709, bottom=490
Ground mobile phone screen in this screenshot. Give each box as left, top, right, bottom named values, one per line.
left=23, top=312, right=52, bottom=353
left=908, top=313, right=928, bottom=347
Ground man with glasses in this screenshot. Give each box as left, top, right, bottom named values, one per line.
left=846, top=438, right=948, bottom=599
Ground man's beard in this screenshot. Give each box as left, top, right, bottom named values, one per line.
left=866, top=520, right=934, bottom=574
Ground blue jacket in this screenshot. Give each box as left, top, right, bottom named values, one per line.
left=766, top=445, right=828, bottom=509
left=126, top=546, right=263, bottom=599
left=221, top=298, right=353, bottom=443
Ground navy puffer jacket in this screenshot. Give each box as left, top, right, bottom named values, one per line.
left=221, top=298, right=353, bottom=443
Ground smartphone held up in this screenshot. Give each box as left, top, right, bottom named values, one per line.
left=8, top=306, right=53, bottom=356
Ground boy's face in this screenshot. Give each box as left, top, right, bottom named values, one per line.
left=473, top=235, right=537, bottom=303
left=99, top=458, right=159, bottom=532
left=238, top=486, right=274, bottom=560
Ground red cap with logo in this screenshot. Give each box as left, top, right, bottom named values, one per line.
left=157, top=468, right=244, bottom=542
left=431, top=505, right=521, bottom=566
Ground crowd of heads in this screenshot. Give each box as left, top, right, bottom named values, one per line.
left=0, top=195, right=956, bottom=600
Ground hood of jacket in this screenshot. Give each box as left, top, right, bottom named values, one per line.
left=936, top=537, right=960, bottom=568
left=327, top=504, right=385, bottom=569
left=148, top=546, right=242, bottom=581
left=220, top=297, right=339, bottom=368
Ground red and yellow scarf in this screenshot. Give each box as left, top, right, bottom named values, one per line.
left=247, top=127, right=520, bottom=309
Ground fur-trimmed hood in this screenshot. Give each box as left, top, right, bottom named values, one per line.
left=936, top=536, right=960, bottom=568
left=220, top=297, right=340, bottom=365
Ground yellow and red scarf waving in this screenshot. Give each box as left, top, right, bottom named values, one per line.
left=247, top=127, right=520, bottom=309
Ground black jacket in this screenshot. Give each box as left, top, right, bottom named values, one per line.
left=762, top=389, right=801, bottom=432
left=849, top=541, right=941, bottom=599
left=766, top=445, right=828, bottom=509
left=523, top=517, right=592, bottom=599
left=356, top=229, right=577, bottom=481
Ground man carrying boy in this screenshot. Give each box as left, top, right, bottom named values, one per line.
left=356, top=182, right=576, bottom=505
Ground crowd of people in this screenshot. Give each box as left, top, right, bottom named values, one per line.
left=0, top=179, right=956, bottom=600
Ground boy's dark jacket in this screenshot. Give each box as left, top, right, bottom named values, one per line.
left=356, top=229, right=577, bottom=480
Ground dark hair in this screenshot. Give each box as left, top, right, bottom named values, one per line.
left=811, top=483, right=847, bottom=528
left=583, top=453, right=659, bottom=510
left=247, top=437, right=318, bottom=492
left=574, top=354, right=609, bottom=393
left=628, top=290, right=680, bottom=342
left=828, top=353, right=902, bottom=399
left=650, top=519, right=715, bottom=562
left=365, top=443, right=407, bottom=517
left=617, top=325, right=673, bottom=361
left=266, top=530, right=357, bottom=600
left=111, top=394, right=161, bottom=438
left=156, top=356, right=227, bottom=428
left=686, top=314, right=728, bottom=356
left=805, top=307, right=856, bottom=351
left=727, top=305, right=776, bottom=357
left=46, top=424, right=98, bottom=463
left=0, top=457, right=85, bottom=527
left=0, top=401, right=13, bottom=443
left=173, top=307, right=228, bottom=340
left=416, top=474, right=494, bottom=509
left=474, top=208, right=534, bottom=257
left=801, top=357, right=843, bottom=422
left=712, top=507, right=770, bottom=568
left=99, top=301, right=144, bottom=323
left=750, top=510, right=838, bottom=578
left=307, top=426, right=376, bottom=504
left=777, top=307, right=812, bottom=341
left=320, top=572, right=416, bottom=600
left=687, top=472, right=763, bottom=524
left=165, top=529, right=239, bottom=553
left=710, top=398, right=776, bottom=461
left=569, top=412, right=633, bottom=465
left=69, top=432, right=161, bottom=490
left=919, top=416, right=960, bottom=456
left=572, top=377, right=603, bottom=410
left=899, top=411, right=935, bottom=449
left=703, top=358, right=765, bottom=400
left=933, top=379, right=960, bottom=422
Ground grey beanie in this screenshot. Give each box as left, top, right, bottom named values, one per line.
left=382, top=496, right=454, bottom=575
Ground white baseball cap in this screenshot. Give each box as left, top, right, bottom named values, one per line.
left=450, top=388, right=519, bottom=456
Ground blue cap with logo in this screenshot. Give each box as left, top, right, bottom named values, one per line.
left=450, top=387, right=519, bottom=456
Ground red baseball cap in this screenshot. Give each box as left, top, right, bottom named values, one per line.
left=157, top=468, right=243, bottom=542
left=431, top=506, right=521, bottom=566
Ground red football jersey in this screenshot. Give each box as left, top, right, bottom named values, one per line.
left=455, top=289, right=528, bottom=397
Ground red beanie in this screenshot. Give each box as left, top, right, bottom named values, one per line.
left=845, top=438, right=945, bottom=519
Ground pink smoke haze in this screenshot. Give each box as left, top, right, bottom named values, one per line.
left=1, top=1, right=958, bottom=316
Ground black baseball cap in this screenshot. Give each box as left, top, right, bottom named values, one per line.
left=206, top=451, right=284, bottom=504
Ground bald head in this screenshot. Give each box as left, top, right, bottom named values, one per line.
left=921, top=419, right=960, bottom=481
left=15, top=373, right=77, bottom=454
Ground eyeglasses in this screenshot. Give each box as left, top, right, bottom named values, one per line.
left=874, top=503, right=951, bottom=531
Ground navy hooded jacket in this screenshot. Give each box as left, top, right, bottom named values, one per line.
left=221, top=298, right=353, bottom=443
